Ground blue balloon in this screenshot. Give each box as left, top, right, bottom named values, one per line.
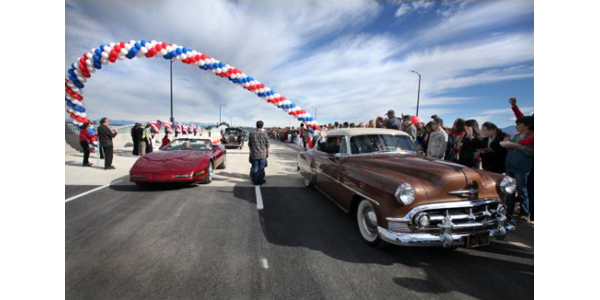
left=140, top=40, right=147, bottom=46
left=134, top=42, right=141, bottom=49
left=176, top=48, right=182, bottom=55
left=95, top=48, right=102, bottom=56
left=218, top=62, right=225, bottom=68
left=182, top=47, right=190, bottom=53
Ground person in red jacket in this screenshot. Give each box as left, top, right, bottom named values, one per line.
left=510, top=97, right=534, bottom=145
left=79, top=123, right=94, bottom=167
left=509, top=97, right=534, bottom=223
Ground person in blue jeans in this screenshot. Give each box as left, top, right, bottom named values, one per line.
left=502, top=116, right=534, bottom=221
left=248, top=120, right=270, bottom=185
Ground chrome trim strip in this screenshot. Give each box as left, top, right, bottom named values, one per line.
left=448, top=189, right=478, bottom=197
left=315, top=169, right=380, bottom=206
left=386, top=199, right=502, bottom=222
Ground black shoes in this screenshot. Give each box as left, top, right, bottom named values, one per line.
left=105, top=166, right=116, bottom=170
left=83, top=163, right=93, bottom=167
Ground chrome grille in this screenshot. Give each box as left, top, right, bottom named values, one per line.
left=412, top=203, right=502, bottom=232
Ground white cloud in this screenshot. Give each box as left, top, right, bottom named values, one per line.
left=65, top=0, right=533, bottom=128
left=394, top=0, right=435, bottom=18
left=419, top=1, right=534, bottom=45
left=395, top=4, right=411, bottom=17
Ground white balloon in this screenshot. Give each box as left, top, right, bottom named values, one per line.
left=198, top=60, right=205, bottom=66
left=67, top=81, right=74, bottom=88
left=101, top=58, right=109, bottom=65
left=86, top=52, right=93, bottom=59
left=140, top=47, right=148, bottom=54
left=117, top=55, right=125, bottom=60
left=109, top=42, right=116, bottom=47
left=80, top=113, right=87, bottom=118
left=103, top=45, right=110, bottom=52
left=160, top=49, right=167, bottom=56
left=180, top=54, right=187, bottom=60
left=101, top=52, right=109, bottom=59
left=120, top=48, right=128, bottom=55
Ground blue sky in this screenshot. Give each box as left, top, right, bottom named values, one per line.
left=65, top=0, right=534, bottom=128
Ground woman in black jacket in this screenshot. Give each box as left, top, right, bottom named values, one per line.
left=457, top=119, right=483, bottom=168
left=479, top=122, right=508, bottom=174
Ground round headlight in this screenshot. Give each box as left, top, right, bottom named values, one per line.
left=499, top=176, right=517, bottom=194
left=416, top=213, right=430, bottom=228
left=395, top=183, right=416, bottom=205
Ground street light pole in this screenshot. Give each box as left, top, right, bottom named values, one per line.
left=409, top=70, right=421, bottom=117
left=219, top=104, right=226, bottom=125
left=170, top=60, right=174, bottom=123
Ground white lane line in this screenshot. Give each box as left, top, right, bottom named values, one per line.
left=175, top=202, right=187, bottom=217
left=260, top=257, right=269, bottom=269
left=65, top=180, right=123, bottom=203
left=255, top=185, right=264, bottom=210
left=508, top=241, right=532, bottom=249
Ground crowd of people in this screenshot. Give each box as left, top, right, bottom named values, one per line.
left=76, top=98, right=533, bottom=223
left=267, top=98, right=534, bottom=223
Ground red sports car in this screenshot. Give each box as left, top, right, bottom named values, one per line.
left=129, top=138, right=226, bottom=185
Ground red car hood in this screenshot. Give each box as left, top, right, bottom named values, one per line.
left=131, top=150, right=210, bottom=173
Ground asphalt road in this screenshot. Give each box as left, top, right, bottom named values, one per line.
left=65, top=141, right=534, bottom=300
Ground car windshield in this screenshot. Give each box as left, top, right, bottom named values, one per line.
left=163, top=139, right=212, bottom=151
left=350, top=134, right=416, bottom=154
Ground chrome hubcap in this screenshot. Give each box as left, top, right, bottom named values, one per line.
left=357, top=201, right=378, bottom=242
left=208, top=164, right=213, bottom=181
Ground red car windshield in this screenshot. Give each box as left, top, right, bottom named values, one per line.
left=163, top=139, right=212, bottom=151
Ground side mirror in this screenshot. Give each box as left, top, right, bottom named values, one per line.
left=334, top=153, right=349, bottom=162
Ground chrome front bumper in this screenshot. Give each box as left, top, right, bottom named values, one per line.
left=377, top=223, right=515, bottom=248
left=378, top=199, right=516, bottom=248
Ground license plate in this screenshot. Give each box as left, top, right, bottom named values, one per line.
left=467, top=232, right=491, bottom=248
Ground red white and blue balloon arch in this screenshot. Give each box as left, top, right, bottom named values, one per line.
left=65, top=40, right=319, bottom=130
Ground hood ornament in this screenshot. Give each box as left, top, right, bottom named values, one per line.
left=448, top=188, right=478, bottom=198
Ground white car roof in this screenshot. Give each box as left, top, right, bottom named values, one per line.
left=325, top=128, right=410, bottom=137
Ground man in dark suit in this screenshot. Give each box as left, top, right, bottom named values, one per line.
left=97, top=117, right=118, bottom=169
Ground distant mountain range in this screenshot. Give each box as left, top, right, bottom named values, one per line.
left=502, top=125, right=517, bottom=136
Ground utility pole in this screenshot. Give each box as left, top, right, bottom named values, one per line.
left=170, top=60, right=175, bottom=123
left=219, top=104, right=226, bottom=125
left=409, top=70, right=421, bottom=117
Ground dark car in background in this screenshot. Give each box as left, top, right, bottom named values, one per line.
left=221, top=127, right=244, bottom=149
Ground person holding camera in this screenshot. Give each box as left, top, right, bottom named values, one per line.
left=97, top=117, right=118, bottom=170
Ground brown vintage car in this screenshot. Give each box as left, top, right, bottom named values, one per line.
left=297, top=128, right=517, bottom=248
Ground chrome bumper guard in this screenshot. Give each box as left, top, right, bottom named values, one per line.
left=379, top=199, right=516, bottom=248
